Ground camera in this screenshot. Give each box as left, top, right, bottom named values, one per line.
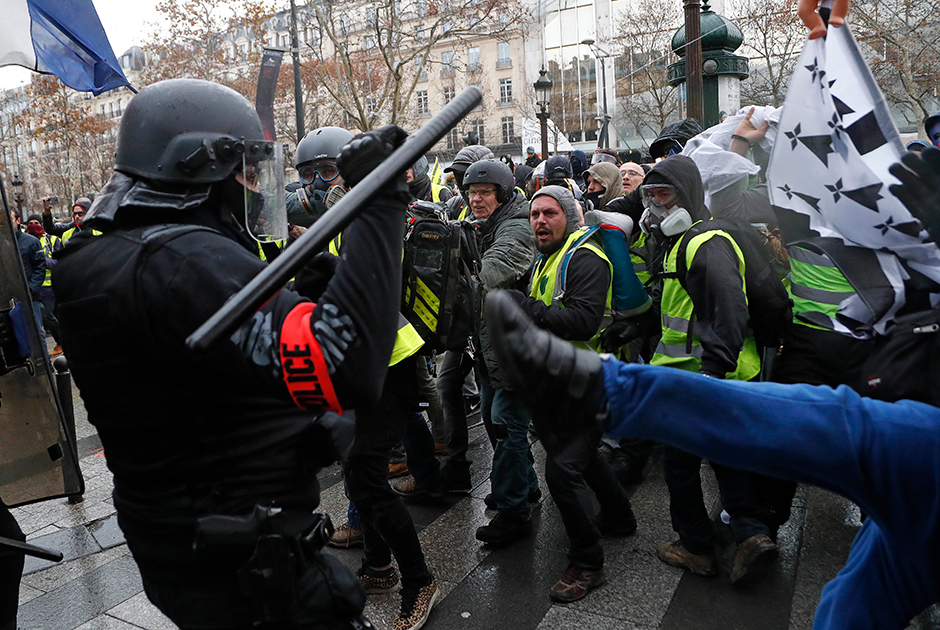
left=46, top=196, right=59, bottom=206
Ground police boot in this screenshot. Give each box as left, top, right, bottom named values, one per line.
left=484, top=291, right=607, bottom=456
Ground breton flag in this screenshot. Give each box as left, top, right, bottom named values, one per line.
left=0, top=0, right=130, bottom=95
left=767, top=23, right=940, bottom=330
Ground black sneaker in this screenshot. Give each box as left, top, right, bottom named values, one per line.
left=483, top=292, right=606, bottom=455
left=484, top=488, right=542, bottom=510
left=475, top=511, right=532, bottom=547
left=594, top=509, right=638, bottom=538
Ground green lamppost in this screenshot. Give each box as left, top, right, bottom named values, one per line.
left=668, top=2, right=748, bottom=128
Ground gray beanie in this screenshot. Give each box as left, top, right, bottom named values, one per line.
left=532, top=185, right=580, bottom=235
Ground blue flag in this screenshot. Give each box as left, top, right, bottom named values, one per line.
left=0, top=0, right=131, bottom=95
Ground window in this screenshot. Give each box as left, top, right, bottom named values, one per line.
left=446, top=128, right=460, bottom=151
left=416, top=90, right=429, bottom=115
left=443, top=86, right=455, bottom=104
left=364, top=35, right=375, bottom=49
left=497, top=42, right=511, bottom=69
left=366, top=7, right=376, bottom=23
left=468, top=46, right=481, bottom=72
left=501, top=116, right=515, bottom=144
left=415, top=57, right=427, bottom=82
left=339, top=16, right=349, bottom=35
left=499, top=78, right=512, bottom=105
left=415, top=0, right=427, bottom=17
left=366, top=98, right=378, bottom=115
left=442, top=51, right=454, bottom=77
left=472, top=119, right=485, bottom=145
left=117, top=98, right=123, bottom=115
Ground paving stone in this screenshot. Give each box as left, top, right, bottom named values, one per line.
left=107, top=592, right=177, bottom=630
left=17, top=583, right=44, bottom=606
left=75, top=615, right=152, bottom=630
left=22, top=524, right=101, bottom=575
left=18, top=555, right=143, bottom=630
left=536, top=605, right=650, bottom=630
left=22, top=545, right=130, bottom=592
left=88, top=514, right=125, bottom=550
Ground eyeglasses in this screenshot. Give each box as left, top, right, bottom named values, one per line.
left=298, top=162, right=340, bottom=185
left=72, top=211, right=86, bottom=217
left=468, top=187, right=496, bottom=199
left=623, top=170, right=644, bottom=178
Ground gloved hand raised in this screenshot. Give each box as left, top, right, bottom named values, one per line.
left=293, top=252, right=340, bottom=303
left=888, top=147, right=940, bottom=246
left=336, top=125, right=409, bottom=189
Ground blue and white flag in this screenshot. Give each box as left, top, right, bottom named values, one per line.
left=0, top=0, right=130, bottom=95
left=767, top=23, right=940, bottom=331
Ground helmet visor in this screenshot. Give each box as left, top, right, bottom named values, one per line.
left=242, top=141, right=288, bottom=243
left=298, top=162, right=340, bottom=186
left=640, top=184, right=679, bottom=217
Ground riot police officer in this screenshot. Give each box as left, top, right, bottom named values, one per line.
left=53, top=79, right=411, bottom=630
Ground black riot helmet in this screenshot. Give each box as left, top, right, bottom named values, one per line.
left=463, top=159, right=515, bottom=204
left=543, top=155, right=573, bottom=183
left=295, top=127, right=353, bottom=168
left=114, top=79, right=265, bottom=185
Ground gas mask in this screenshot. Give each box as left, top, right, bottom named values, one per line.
left=640, top=184, right=693, bottom=237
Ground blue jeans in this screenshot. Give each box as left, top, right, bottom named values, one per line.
left=401, top=412, right=442, bottom=485
left=486, top=382, right=538, bottom=519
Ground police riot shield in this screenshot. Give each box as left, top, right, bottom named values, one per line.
left=0, top=201, right=83, bottom=507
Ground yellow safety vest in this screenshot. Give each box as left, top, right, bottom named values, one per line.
left=62, top=226, right=102, bottom=244
left=328, top=230, right=424, bottom=365
left=651, top=226, right=760, bottom=380
left=529, top=229, right=613, bottom=353
left=40, top=234, right=60, bottom=287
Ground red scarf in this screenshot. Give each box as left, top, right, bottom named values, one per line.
left=25, top=223, right=45, bottom=238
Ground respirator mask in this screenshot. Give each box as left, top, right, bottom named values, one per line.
left=640, top=183, right=692, bottom=237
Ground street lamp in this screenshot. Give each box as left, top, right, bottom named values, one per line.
left=581, top=38, right=612, bottom=148
left=11, top=174, right=24, bottom=212
left=534, top=67, right=553, bottom=160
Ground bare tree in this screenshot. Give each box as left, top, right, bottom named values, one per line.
left=304, top=0, right=526, bottom=131
left=850, top=0, right=940, bottom=133
left=610, top=0, right=683, bottom=142
left=730, top=0, right=803, bottom=107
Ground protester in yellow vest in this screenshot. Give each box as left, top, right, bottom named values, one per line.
left=504, top=185, right=637, bottom=604
left=640, top=155, right=780, bottom=585
left=23, top=214, right=63, bottom=355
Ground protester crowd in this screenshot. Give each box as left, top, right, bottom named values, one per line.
left=5, top=11, right=940, bottom=630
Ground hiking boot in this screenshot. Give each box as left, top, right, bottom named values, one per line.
left=388, top=462, right=409, bottom=479
left=730, top=534, right=779, bottom=586
left=483, top=488, right=542, bottom=510
left=393, top=579, right=439, bottom=630
left=393, top=476, right=446, bottom=500
left=327, top=522, right=363, bottom=549
left=357, top=563, right=400, bottom=594
left=434, top=442, right=447, bottom=456
left=483, top=292, right=606, bottom=456
left=49, top=344, right=63, bottom=357
left=475, top=512, right=532, bottom=547
left=549, top=563, right=606, bottom=603
left=594, top=509, right=637, bottom=538
left=656, top=540, right=718, bottom=577
left=445, top=475, right=472, bottom=495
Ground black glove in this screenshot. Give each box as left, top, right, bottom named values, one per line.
left=0, top=311, right=12, bottom=348
left=600, top=319, right=642, bottom=354
left=294, top=252, right=340, bottom=302
left=336, top=125, right=409, bottom=189
left=888, top=147, right=940, bottom=246
left=316, top=410, right=356, bottom=464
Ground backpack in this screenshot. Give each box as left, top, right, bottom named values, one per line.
left=401, top=208, right=482, bottom=354
left=672, top=218, right=793, bottom=353
left=858, top=309, right=940, bottom=406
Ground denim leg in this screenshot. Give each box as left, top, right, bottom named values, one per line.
left=401, top=412, right=442, bottom=485
left=39, top=291, right=60, bottom=343
left=416, top=358, right=446, bottom=444
left=30, top=301, right=44, bottom=340
left=489, top=387, right=534, bottom=519
left=711, top=463, right=772, bottom=544
left=545, top=430, right=605, bottom=570
left=438, top=350, right=475, bottom=479
left=477, top=371, right=497, bottom=448
left=662, top=446, right=714, bottom=555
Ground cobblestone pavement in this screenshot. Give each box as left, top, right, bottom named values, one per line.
left=12, top=376, right=929, bottom=630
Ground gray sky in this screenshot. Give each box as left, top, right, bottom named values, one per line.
left=0, top=0, right=161, bottom=88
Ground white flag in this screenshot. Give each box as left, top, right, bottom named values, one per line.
left=767, top=24, right=940, bottom=331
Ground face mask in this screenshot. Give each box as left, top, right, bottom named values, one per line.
left=583, top=190, right=603, bottom=210
left=659, top=206, right=693, bottom=236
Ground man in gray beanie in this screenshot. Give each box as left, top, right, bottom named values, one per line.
left=501, top=184, right=637, bottom=603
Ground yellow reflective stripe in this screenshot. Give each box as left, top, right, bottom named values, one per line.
left=404, top=276, right=442, bottom=333
left=328, top=233, right=343, bottom=256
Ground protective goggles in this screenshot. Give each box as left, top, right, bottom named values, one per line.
left=640, top=184, right=679, bottom=214
left=298, top=162, right=340, bottom=186
left=242, top=140, right=288, bottom=243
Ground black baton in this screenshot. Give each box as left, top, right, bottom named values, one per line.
left=0, top=536, right=63, bottom=562
left=186, top=86, right=482, bottom=353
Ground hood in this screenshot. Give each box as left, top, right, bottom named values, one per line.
left=650, top=118, right=704, bottom=159
left=585, top=162, right=624, bottom=208
left=409, top=170, right=432, bottom=201
left=642, top=155, right=709, bottom=223
left=532, top=185, right=580, bottom=236
left=569, top=150, right=588, bottom=176
left=513, top=164, right=533, bottom=189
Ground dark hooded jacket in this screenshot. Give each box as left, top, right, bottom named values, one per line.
left=569, top=150, right=588, bottom=190
left=649, top=118, right=704, bottom=160
left=409, top=170, right=454, bottom=204
left=642, top=155, right=750, bottom=378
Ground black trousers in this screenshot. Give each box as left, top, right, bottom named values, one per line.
left=663, top=447, right=773, bottom=555
left=437, top=350, right=476, bottom=482
left=345, top=356, right=432, bottom=591
left=0, top=505, right=23, bottom=630
left=545, top=430, right=635, bottom=570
